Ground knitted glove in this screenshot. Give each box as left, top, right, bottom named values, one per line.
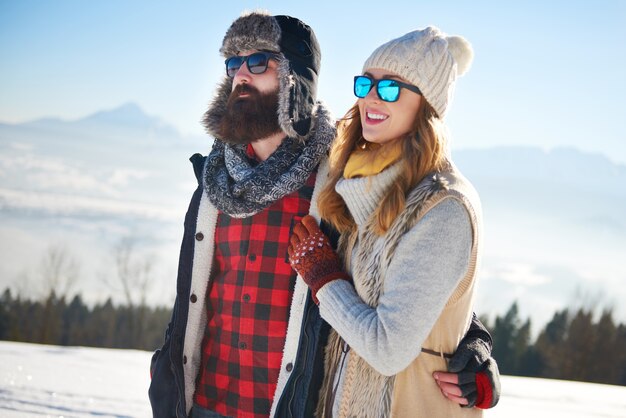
left=449, top=313, right=493, bottom=371
left=288, top=215, right=351, bottom=304
left=447, top=317, right=501, bottom=409
left=452, top=357, right=500, bottom=409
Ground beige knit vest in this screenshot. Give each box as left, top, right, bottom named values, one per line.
left=318, top=169, right=483, bottom=418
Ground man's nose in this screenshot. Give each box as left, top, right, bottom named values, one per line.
left=233, top=62, right=252, bottom=84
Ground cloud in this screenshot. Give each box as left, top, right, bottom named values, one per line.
left=108, top=168, right=152, bottom=187
left=483, top=262, right=551, bottom=286
left=0, top=154, right=117, bottom=194
left=8, top=142, right=34, bottom=152
left=0, top=154, right=155, bottom=198
left=0, top=187, right=179, bottom=222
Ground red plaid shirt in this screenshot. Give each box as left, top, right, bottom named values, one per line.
left=194, top=170, right=316, bottom=418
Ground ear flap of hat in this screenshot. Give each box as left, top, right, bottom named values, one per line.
left=202, top=77, right=232, bottom=140
left=274, top=15, right=321, bottom=140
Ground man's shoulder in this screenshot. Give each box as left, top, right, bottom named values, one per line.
left=189, top=153, right=206, bottom=185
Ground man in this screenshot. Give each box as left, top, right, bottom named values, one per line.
left=149, top=11, right=499, bottom=418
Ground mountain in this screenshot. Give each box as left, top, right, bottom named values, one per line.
left=454, top=146, right=626, bottom=237
left=80, top=102, right=164, bottom=127
left=0, top=105, right=624, bottom=330
left=11, top=102, right=181, bottom=142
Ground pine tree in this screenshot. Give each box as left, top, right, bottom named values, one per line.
left=0, top=288, right=12, bottom=340
left=63, top=294, right=89, bottom=346
left=618, top=324, right=626, bottom=385
left=563, top=309, right=595, bottom=382
left=534, top=309, right=568, bottom=378
left=492, top=302, right=522, bottom=374
left=588, top=310, right=623, bottom=384
left=512, top=318, right=532, bottom=375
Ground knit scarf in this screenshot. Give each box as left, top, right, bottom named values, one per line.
left=203, top=105, right=335, bottom=218
left=343, top=139, right=403, bottom=179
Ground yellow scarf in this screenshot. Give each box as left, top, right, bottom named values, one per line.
left=343, top=139, right=403, bottom=179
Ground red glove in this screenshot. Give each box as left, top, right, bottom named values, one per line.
left=288, top=215, right=351, bottom=304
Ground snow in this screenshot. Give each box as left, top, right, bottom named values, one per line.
left=1, top=341, right=624, bottom=417
left=0, top=341, right=152, bottom=417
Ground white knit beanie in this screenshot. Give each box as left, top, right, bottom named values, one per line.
left=362, top=26, right=473, bottom=118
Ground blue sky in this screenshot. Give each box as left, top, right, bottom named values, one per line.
left=1, top=0, right=625, bottom=162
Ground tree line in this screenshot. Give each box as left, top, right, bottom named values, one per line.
left=0, top=288, right=171, bottom=351
left=0, top=240, right=168, bottom=350
left=485, top=302, right=626, bottom=386
left=1, top=285, right=625, bottom=386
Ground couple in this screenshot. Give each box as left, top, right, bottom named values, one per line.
left=149, top=11, right=500, bottom=418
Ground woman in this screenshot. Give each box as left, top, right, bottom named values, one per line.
left=288, top=27, right=485, bottom=417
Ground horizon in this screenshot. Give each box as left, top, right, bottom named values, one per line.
left=3, top=100, right=625, bottom=167
left=1, top=1, right=625, bottom=162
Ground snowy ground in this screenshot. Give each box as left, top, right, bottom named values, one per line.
left=0, top=341, right=625, bottom=418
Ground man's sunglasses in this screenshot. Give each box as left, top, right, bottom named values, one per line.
left=225, top=52, right=280, bottom=78
left=353, top=75, right=422, bottom=102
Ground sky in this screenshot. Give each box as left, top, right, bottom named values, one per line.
left=1, top=0, right=625, bottom=162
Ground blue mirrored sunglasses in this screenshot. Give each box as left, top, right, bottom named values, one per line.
left=225, top=52, right=280, bottom=78
left=353, top=75, right=422, bottom=102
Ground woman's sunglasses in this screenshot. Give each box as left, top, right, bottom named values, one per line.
left=225, top=52, right=280, bottom=78
left=353, top=75, right=422, bottom=102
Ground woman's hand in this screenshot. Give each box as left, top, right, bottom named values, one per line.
left=433, top=371, right=469, bottom=405
left=287, top=215, right=350, bottom=304
left=433, top=356, right=500, bottom=409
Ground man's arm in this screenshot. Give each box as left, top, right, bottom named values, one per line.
left=433, top=313, right=501, bottom=409
left=149, top=305, right=179, bottom=418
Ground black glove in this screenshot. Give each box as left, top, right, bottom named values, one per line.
left=453, top=357, right=500, bottom=409
left=447, top=314, right=501, bottom=409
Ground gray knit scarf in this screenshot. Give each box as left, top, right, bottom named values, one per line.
left=204, top=105, right=335, bottom=218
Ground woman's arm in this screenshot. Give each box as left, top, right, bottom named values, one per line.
left=317, top=197, right=473, bottom=376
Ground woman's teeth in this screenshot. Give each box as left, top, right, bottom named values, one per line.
left=367, top=112, right=387, bottom=120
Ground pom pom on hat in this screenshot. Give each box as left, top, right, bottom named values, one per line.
left=362, top=26, right=473, bottom=118
left=446, top=35, right=473, bottom=77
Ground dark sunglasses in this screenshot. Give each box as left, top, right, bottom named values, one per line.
left=225, top=51, right=280, bottom=78
left=353, top=75, right=422, bottom=102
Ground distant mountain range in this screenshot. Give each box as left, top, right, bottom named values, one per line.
left=1, top=103, right=624, bottom=330
left=455, top=146, right=626, bottom=238
left=5, top=102, right=180, bottom=141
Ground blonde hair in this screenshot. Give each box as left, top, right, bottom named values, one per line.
left=318, top=100, right=448, bottom=235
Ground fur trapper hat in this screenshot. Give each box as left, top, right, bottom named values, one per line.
left=203, top=11, right=321, bottom=140
left=362, top=26, right=473, bottom=118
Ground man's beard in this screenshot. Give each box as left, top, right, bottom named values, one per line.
left=218, top=84, right=282, bottom=145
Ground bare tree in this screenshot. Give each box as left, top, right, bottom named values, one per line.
left=34, top=244, right=81, bottom=343
left=111, top=236, right=154, bottom=308
left=12, top=270, right=33, bottom=300
left=39, top=244, right=81, bottom=300
left=108, top=236, right=156, bottom=347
